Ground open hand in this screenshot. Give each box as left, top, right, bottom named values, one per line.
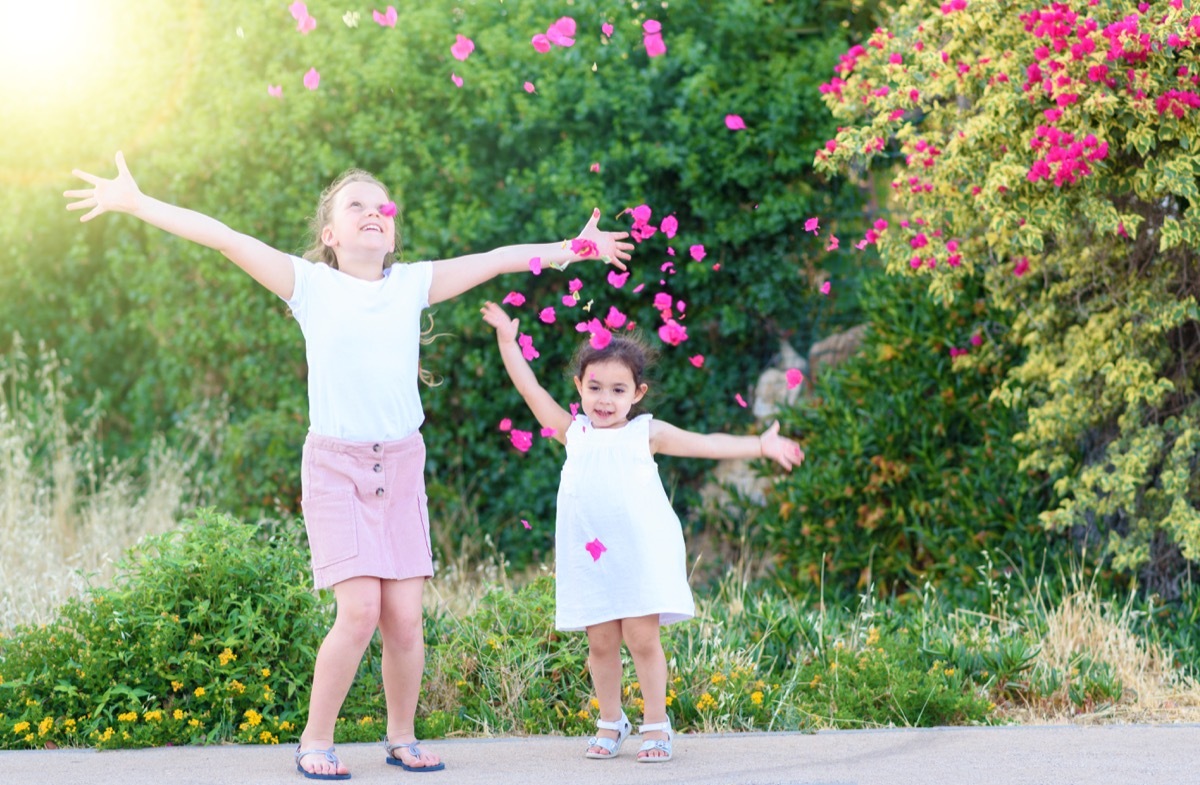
left=760, top=421, right=805, bottom=471
left=574, top=208, right=633, bottom=269
left=64, top=151, right=143, bottom=222
left=481, top=301, right=519, bottom=344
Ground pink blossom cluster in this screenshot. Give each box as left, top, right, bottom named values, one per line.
left=1156, top=88, right=1200, bottom=118
left=1027, top=125, right=1108, bottom=186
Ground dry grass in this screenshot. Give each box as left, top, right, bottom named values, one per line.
left=0, top=340, right=209, bottom=632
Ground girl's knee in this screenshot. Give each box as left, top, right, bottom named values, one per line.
left=379, top=608, right=424, bottom=650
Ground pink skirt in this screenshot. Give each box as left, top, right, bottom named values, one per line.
left=300, top=431, right=433, bottom=589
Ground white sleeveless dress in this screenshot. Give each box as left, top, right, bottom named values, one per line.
left=554, top=413, right=696, bottom=631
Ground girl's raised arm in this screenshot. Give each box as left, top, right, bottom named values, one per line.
left=481, top=301, right=574, bottom=444
left=64, top=152, right=295, bottom=300
left=428, top=208, right=633, bottom=306
left=650, top=419, right=804, bottom=471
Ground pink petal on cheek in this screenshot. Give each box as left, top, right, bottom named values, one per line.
left=735, top=393, right=748, bottom=408
left=379, top=201, right=397, bottom=217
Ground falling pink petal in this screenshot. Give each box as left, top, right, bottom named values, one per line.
left=712, top=264, right=721, bottom=271
left=540, top=427, right=558, bottom=438
left=654, top=292, right=674, bottom=312
left=267, top=84, right=283, bottom=97
left=499, top=418, right=513, bottom=432
left=633, top=283, right=646, bottom=293
left=571, top=238, right=598, bottom=257
left=725, top=114, right=746, bottom=130
left=502, top=291, right=526, bottom=307
left=451, top=34, right=475, bottom=61
left=570, top=403, right=580, bottom=416
left=590, top=328, right=613, bottom=350
left=590, top=162, right=601, bottom=173
left=1014, top=257, right=1030, bottom=277
left=820, top=281, right=832, bottom=295
left=643, top=20, right=666, bottom=57
left=602, top=22, right=613, bottom=37
left=451, top=73, right=463, bottom=88
left=372, top=6, right=397, bottom=27
left=735, top=393, right=748, bottom=408
left=288, top=1, right=309, bottom=20
left=607, top=270, right=630, bottom=288
left=303, top=68, right=320, bottom=90
left=522, top=518, right=532, bottom=529
left=689, top=244, right=706, bottom=262
left=297, top=15, right=317, bottom=34
left=658, top=319, right=688, bottom=346
left=825, top=234, right=840, bottom=251
left=585, top=538, right=608, bottom=561
left=518, top=333, right=539, bottom=361
left=603, top=307, right=627, bottom=330
left=380, top=201, right=397, bottom=217
left=804, top=217, right=820, bottom=234
left=629, top=204, right=652, bottom=225
left=539, top=307, right=556, bottom=324
left=562, top=295, right=578, bottom=308
left=688, top=355, right=705, bottom=368
left=510, top=429, right=533, bottom=452
left=667, top=247, right=676, bottom=256
left=568, top=278, right=583, bottom=293
left=660, top=261, right=675, bottom=274
left=529, top=257, right=543, bottom=275
left=524, top=81, right=536, bottom=93
left=661, top=215, right=678, bottom=238
left=786, top=368, right=804, bottom=389
left=531, top=33, right=552, bottom=53
left=546, top=17, right=576, bottom=47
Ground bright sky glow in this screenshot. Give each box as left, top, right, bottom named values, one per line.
left=0, top=0, right=115, bottom=99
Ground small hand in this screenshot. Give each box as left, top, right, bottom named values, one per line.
left=575, top=207, right=633, bottom=269
left=759, top=421, right=805, bottom=471
left=64, top=151, right=143, bottom=222
left=481, top=301, right=519, bottom=344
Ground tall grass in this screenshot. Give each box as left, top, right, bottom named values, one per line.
left=0, top=337, right=209, bottom=631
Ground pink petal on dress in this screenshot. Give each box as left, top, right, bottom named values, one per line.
left=585, top=538, right=608, bottom=561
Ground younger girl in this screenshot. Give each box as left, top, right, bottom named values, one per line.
left=480, top=301, right=802, bottom=763
left=64, top=153, right=633, bottom=780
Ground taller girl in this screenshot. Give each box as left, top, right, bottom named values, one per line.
left=65, top=152, right=633, bottom=780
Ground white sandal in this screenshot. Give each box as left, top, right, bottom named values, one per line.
left=584, top=712, right=632, bottom=759
left=636, top=719, right=674, bottom=763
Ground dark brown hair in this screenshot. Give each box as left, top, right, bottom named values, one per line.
left=571, top=332, right=657, bottom=416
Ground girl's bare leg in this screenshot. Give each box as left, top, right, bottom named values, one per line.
left=378, top=577, right=441, bottom=769
left=585, top=620, right=626, bottom=756
left=622, top=615, right=670, bottom=760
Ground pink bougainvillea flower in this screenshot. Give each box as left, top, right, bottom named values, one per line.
left=643, top=20, right=666, bottom=57
left=498, top=418, right=512, bottom=432
left=689, top=244, right=706, bottom=262
left=451, top=34, right=475, bottom=61
left=949, top=347, right=968, bottom=359
left=585, top=538, right=607, bottom=561
left=510, top=429, right=534, bottom=452
left=531, top=34, right=552, bottom=53
left=518, top=333, right=539, bottom=361
left=607, top=270, right=629, bottom=288
left=451, top=73, right=463, bottom=88
left=804, top=217, right=820, bottom=234
left=602, top=22, right=614, bottom=37
left=660, top=215, right=678, bottom=238
left=825, top=234, right=839, bottom=251
left=268, top=84, right=283, bottom=98
left=372, top=6, right=397, bottom=27
left=571, top=238, right=599, bottom=257
left=521, top=518, right=532, bottom=530
left=561, top=294, right=578, bottom=308
left=303, top=68, right=320, bottom=90
left=653, top=292, right=674, bottom=312
left=970, top=333, right=983, bottom=347
left=502, top=291, right=526, bottom=307
left=540, top=427, right=557, bottom=438
left=379, top=201, right=397, bottom=217
left=658, top=319, right=688, bottom=346
left=786, top=368, right=805, bottom=389
left=1013, top=257, right=1030, bottom=277
left=735, top=393, right=748, bottom=408
left=568, top=277, right=584, bottom=293
left=725, top=114, right=747, bottom=130
left=539, top=307, right=556, bottom=324
left=524, top=81, right=536, bottom=93
left=529, top=257, right=543, bottom=275
left=688, top=355, right=705, bottom=368
left=629, top=204, right=652, bottom=225
left=820, top=281, right=832, bottom=295
left=590, top=162, right=601, bottom=173
left=546, top=16, right=577, bottom=47
left=604, top=306, right=627, bottom=330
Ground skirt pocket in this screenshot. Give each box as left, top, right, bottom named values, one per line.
left=301, top=491, right=361, bottom=569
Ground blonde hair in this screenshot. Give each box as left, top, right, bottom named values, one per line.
left=302, top=168, right=442, bottom=386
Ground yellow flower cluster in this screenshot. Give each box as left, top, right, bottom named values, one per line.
left=117, top=711, right=138, bottom=723
left=218, top=648, right=237, bottom=666
left=696, top=693, right=718, bottom=712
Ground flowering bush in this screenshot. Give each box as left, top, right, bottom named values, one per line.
left=815, top=0, right=1200, bottom=595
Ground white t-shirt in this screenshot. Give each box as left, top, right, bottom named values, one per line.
left=285, top=255, right=433, bottom=441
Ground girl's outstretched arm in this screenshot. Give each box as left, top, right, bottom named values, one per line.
left=650, top=420, right=805, bottom=471
left=481, top=301, right=574, bottom=444
left=429, top=208, right=633, bottom=305
left=64, top=152, right=295, bottom=300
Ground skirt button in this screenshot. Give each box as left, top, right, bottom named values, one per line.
left=375, top=487, right=385, bottom=497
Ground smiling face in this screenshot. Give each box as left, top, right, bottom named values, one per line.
left=320, top=180, right=396, bottom=264
left=574, top=358, right=648, bottom=429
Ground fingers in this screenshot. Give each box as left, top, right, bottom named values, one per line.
left=115, top=150, right=130, bottom=177
left=70, top=168, right=99, bottom=186
left=583, top=207, right=601, bottom=232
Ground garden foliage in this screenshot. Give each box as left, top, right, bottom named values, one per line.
left=814, top=0, right=1200, bottom=595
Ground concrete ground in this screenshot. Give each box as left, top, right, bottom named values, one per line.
left=2, top=724, right=1197, bottom=785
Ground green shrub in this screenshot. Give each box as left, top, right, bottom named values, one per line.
left=0, top=510, right=326, bottom=749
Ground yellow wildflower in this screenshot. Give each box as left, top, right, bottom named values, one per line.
left=259, top=731, right=279, bottom=744
left=866, top=626, right=881, bottom=647
left=117, top=711, right=138, bottom=723
left=710, top=673, right=727, bottom=686
left=576, top=709, right=589, bottom=720
left=64, top=719, right=76, bottom=732
left=589, top=698, right=600, bottom=710
left=280, top=721, right=295, bottom=732
left=218, top=648, right=237, bottom=666
left=13, top=721, right=30, bottom=734
left=696, top=693, right=718, bottom=711
left=171, top=681, right=184, bottom=692
left=144, top=710, right=164, bottom=723
left=38, top=717, right=53, bottom=735
left=357, top=716, right=374, bottom=726
left=173, top=710, right=185, bottom=721
left=261, top=668, right=271, bottom=678
left=188, top=718, right=201, bottom=728
left=244, top=710, right=263, bottom=727
left=194, top=687, right=206, bottom=698
left=229, top=680, right=246, bottom=694
left=751, top=691, right=764, bottom=706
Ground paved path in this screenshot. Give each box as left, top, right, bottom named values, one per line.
left=2, top=724, right=1197, bottom=785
